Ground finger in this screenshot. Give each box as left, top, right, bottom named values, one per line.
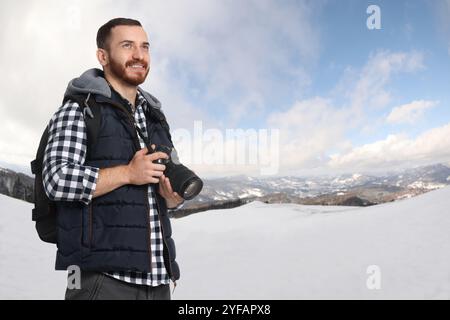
left=160, top=179, right=174, bottom=198
left=161, top=176, right=172, bottom=189
left=148, top=177, right=159, bottom=184
left=142, top=157, right=166, bottom=170
left=149, top=151, right=169, bottom=160
left=150, top=163, right=166, bottom=172
left=170, top=192, right=179, bottom=201
left=173, top=192, right=184, bottom=201
left=158, top=176, right=167, bottom=188
left=173, top=192, right=183, bottom=199
left=158, top=184, right=167, bottom=197
left=148, top=170, right=164, bottom=178
left=165, top=177, right=174, bottom=193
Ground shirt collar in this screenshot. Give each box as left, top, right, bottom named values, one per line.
left=107, top=83, right=148, bottom=114
left=135, top=90, right=148, bottom=113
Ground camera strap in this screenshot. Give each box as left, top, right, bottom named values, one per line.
left=133, top=122, right=154, bottom=152
left=134, top=107, right=172, bottom=153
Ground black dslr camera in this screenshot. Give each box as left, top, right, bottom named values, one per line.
left=149, top=145, right=203, bottom=200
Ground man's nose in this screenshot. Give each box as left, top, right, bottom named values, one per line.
left=132, top=47, right=145, bottom=60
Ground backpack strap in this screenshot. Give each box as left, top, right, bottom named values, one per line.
left=62, top=93, right=102, bottom=159
left=146, top=106, right=173, bottom=144
left=31, top=93, right=99, bottom=176
left=64, top=92, right=171, bottom=152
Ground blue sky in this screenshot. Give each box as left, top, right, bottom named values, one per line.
left=317, top=0, right=450, bottom=142
left=0, top=0, right=449, bottom=176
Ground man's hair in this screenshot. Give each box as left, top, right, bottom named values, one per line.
left=96, top=18, right=142, bottom=50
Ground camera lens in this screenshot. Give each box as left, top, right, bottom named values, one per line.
left=150, top=145, right=203, bottom=200
left=181, top=177, right=203, bottom=200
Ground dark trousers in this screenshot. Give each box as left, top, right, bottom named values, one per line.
left=65, top=271, right=171, bottom=300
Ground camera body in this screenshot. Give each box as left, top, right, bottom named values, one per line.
left=152, top=145, right=172, bottom=165
left=150, top=145, right=203, bottom=200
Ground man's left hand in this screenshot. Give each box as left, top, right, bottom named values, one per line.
left=158, top=174, right=184, bottom=209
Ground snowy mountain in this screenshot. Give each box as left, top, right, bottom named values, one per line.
left=0, top=167, right=33, bottom=202
left=1, top=163, right=450, bottom=213
left=191, top=163, right=450, bottom=205
left=1, top=186, right=449, bottom=299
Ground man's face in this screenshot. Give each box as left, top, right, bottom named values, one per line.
left=104, top=25, right=150, bottom=86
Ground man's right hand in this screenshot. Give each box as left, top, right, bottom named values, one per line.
left=93, top=147, right=169, bottom=199
left=126, top=147, right=169, bottom=185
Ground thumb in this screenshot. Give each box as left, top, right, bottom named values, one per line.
left=137, top=147, right=148, bottom=155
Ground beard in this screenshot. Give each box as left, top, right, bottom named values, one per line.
left=109, top=56, right=150, bottom=86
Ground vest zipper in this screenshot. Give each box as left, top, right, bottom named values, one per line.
left=145, top=187, right=153, bottom=272
left=105, top=100, right=153, bottom=272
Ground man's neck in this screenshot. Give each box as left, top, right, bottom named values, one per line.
left=104, top=72, right=137, bottom=107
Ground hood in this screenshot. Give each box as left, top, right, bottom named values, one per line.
left=64, top=68, right=162, bottom=109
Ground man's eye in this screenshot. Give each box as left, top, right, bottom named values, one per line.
left=122, top=43, right=132, bottom=48
left=142, top=45, right=150, bottom=51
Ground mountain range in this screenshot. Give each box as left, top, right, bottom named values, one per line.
left=1, top=163, right=450, bottom=217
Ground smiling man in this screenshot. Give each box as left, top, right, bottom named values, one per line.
left=42, top=18, right=183, bottom=300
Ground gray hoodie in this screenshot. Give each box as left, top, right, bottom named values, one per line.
left=64, top=68, right=162, bottom=109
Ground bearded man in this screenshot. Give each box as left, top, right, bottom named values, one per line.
left=42, top=18, right=183, bottom=300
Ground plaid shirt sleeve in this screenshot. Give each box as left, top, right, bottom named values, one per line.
left=42, top=101, right=99, bottom=205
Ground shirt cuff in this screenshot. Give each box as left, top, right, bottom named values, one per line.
left=81, top=166, right=99, bottom=205
left=167, top=200, right=185, bottom=212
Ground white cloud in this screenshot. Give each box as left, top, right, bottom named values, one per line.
left=267, top=97, right=352, bottom=172
left=140, top=0, right=321, bottom=124
left=386, top=100, right=438, bottom=124
left=0, top=0, right=321, bottom=170
left=263, top=50, right=428, bottom=176
left=348, top=50, right=424, bottom=113
left=328, top=122, right=450, bottom=173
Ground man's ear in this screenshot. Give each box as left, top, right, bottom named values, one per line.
left=96, top=48, right=108, bottom=67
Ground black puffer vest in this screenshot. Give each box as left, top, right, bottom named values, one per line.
left=54, top=91, right=180, bottom=282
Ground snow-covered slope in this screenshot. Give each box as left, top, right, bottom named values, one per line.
left=173, top=188, right=449, bottom=299
left=1, top=187, right=449, bottom=299
left=0, top=194, right=66, bottom=299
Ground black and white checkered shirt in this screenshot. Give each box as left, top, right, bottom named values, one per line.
left=42, top=90, right=170, bottom=286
